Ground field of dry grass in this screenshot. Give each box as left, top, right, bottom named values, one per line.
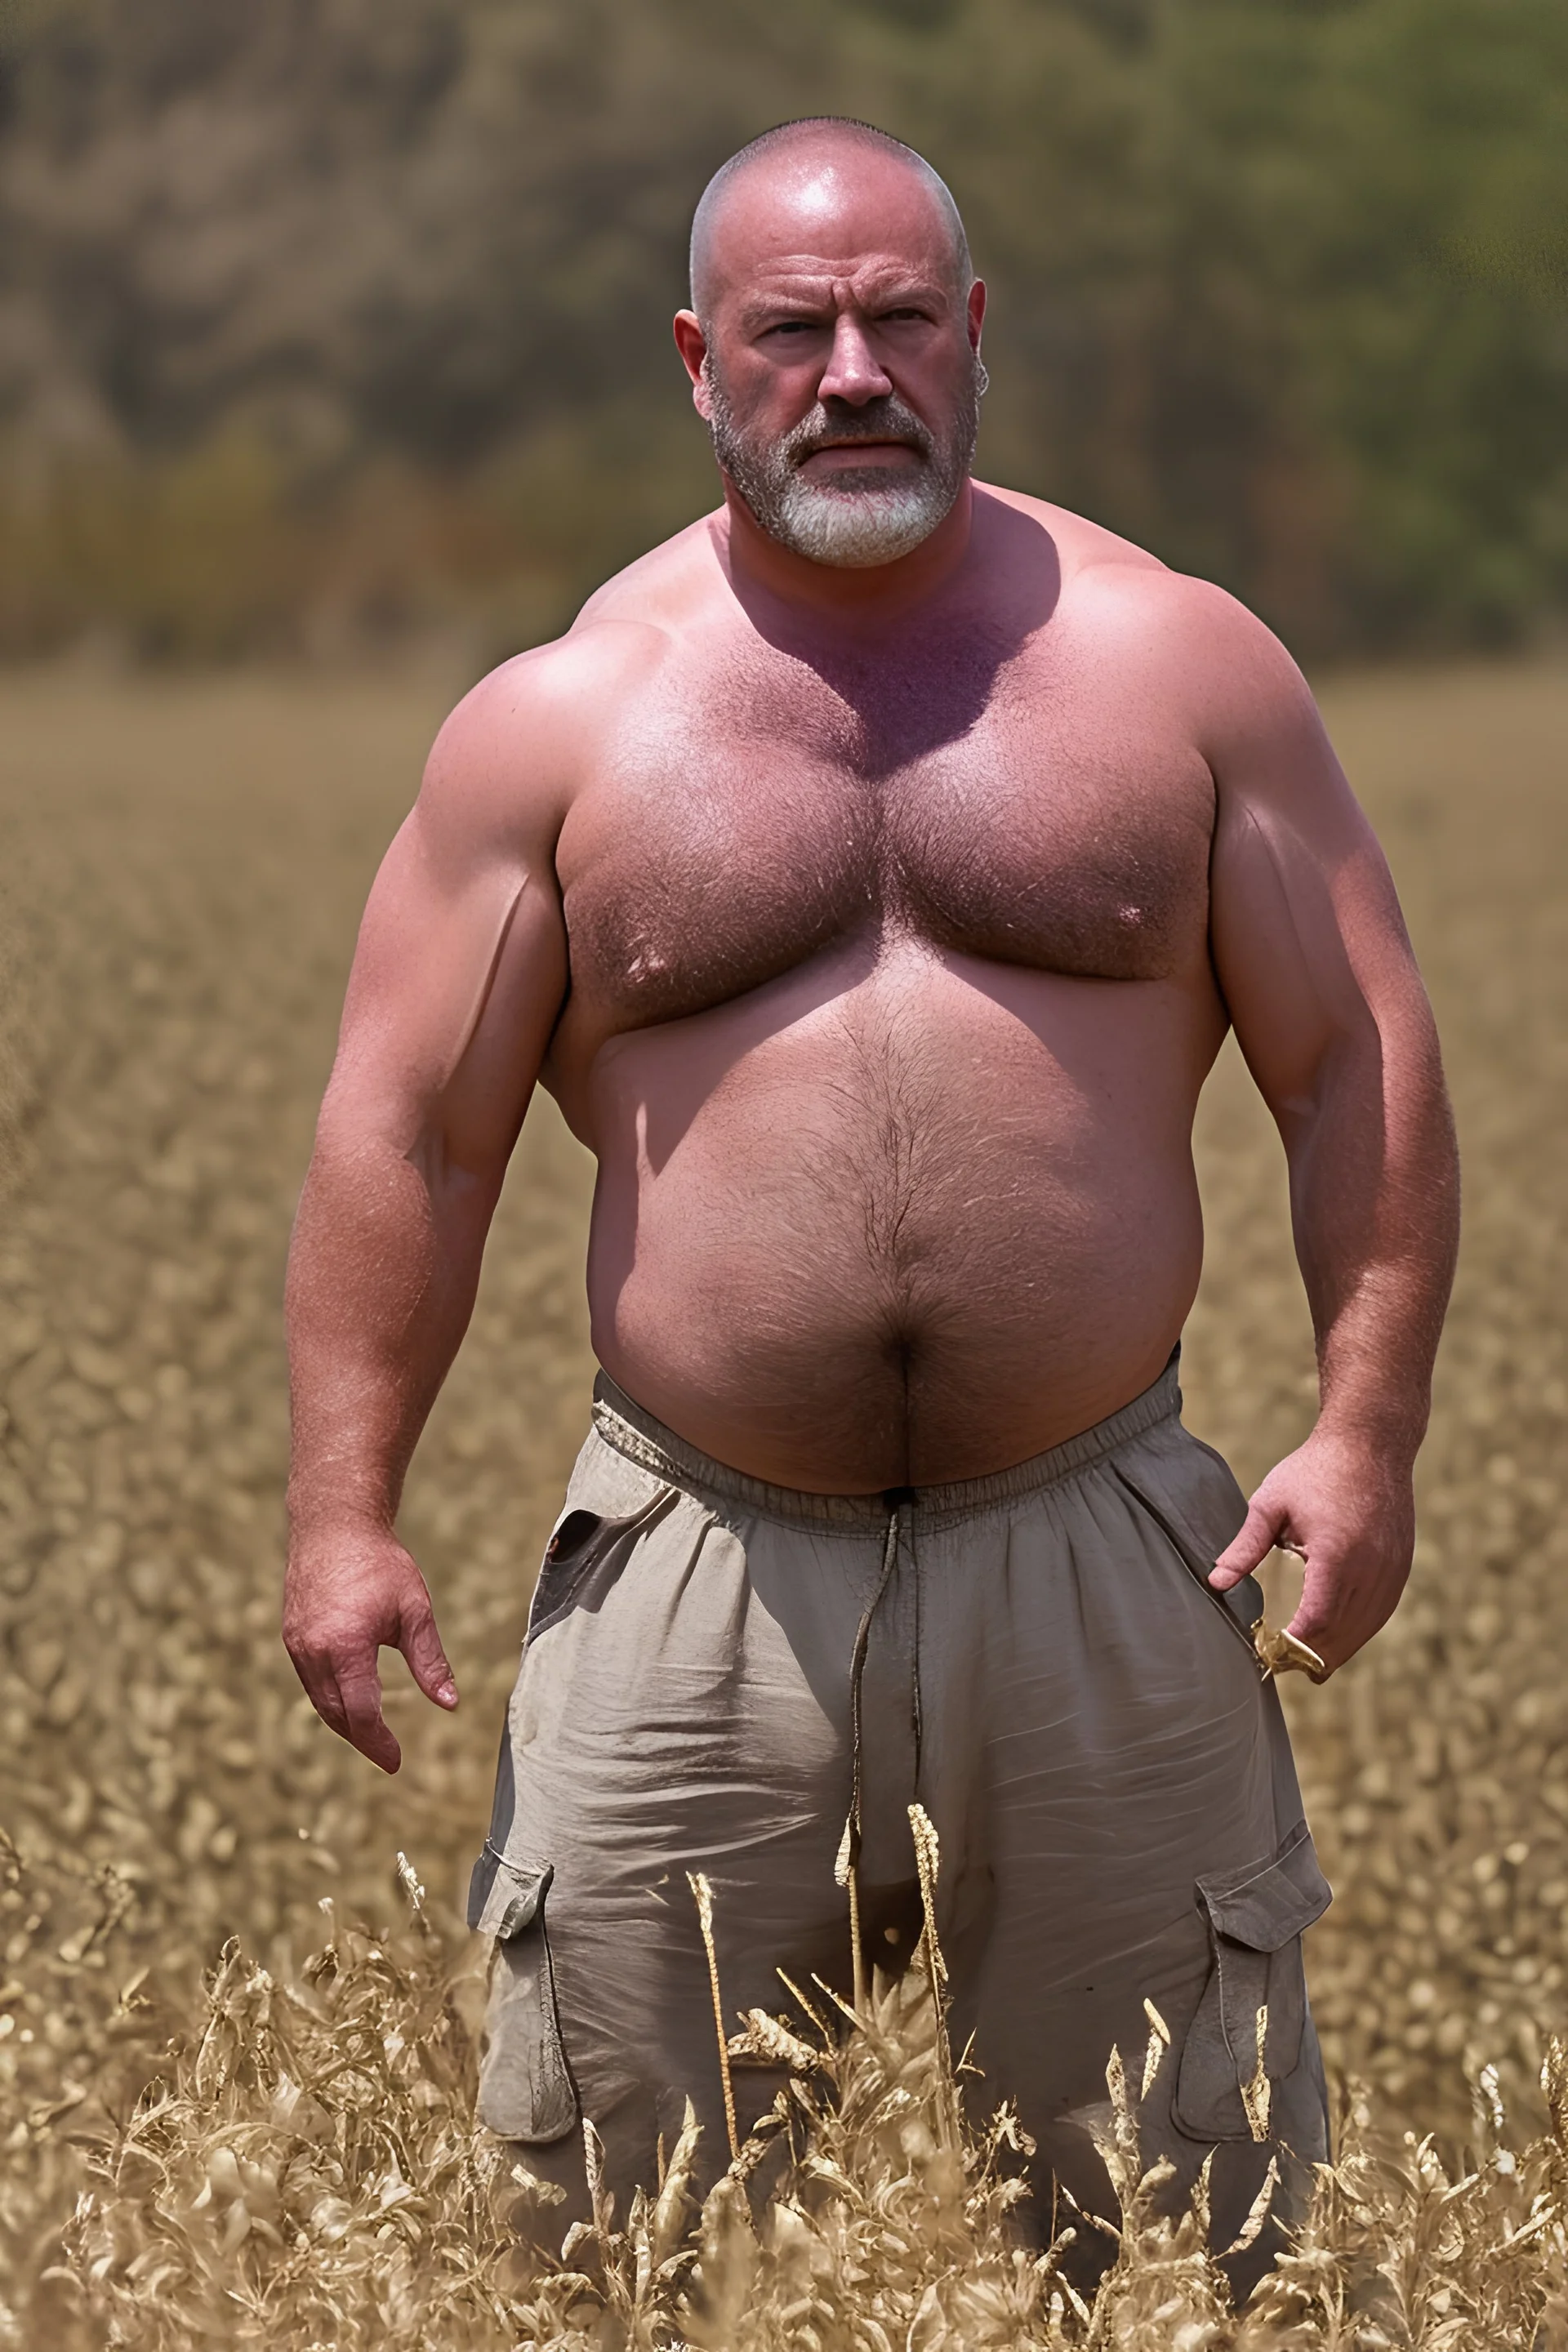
left=0, top=657, right=1564, bottom=2344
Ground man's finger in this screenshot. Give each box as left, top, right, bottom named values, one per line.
left=1290, top=1592, right=1374, bottom=1674
left=288, top=1642, right=353, bottom=1737
left=1287, top=1594, right=1348, bottom=1675
left=1210, top=1496, right=1285, bottom=1589
left=334, top=1660, right=403, bottom=1775
left=315, top=1664, right=350, bottom=1736
left=1288, top=1554, right=1393, bottom=1676
left=400, top=1606, right=459, bottom=1710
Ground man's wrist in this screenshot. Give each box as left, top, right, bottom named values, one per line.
left=1309, top=1388, right=1428, bottom=1467
left=287, top=1469, right=399, bottom=1543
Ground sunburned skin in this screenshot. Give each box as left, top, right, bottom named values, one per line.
left=283, top=122, right=1458, bottom=1770
left=546, top=495, right=1226, bottom=1484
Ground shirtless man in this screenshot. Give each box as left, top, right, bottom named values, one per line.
left=283, top=118, right=1458, bottom=2275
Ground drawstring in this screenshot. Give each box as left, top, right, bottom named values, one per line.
left=838, top=1487, right=915, bottom=2010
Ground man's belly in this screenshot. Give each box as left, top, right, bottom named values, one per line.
left=577, top=937, right=1225, bottom=1490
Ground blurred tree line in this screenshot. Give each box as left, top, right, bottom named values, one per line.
left=0, top=0, right=1564, bottom=663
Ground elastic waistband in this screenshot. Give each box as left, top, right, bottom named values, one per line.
left=590, top=1355, right=1183, bottom=1535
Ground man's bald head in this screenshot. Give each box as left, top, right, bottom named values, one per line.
left=677, top=118, right=985, bottom=572
left=689, top=118, right=972, bottom=323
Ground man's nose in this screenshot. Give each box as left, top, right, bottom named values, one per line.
left=817, top=310, right=893, bottom=407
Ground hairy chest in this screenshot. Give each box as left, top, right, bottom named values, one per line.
left=555, top=643, right=1217, bottom=1029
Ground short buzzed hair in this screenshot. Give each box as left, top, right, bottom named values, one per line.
left=689, top=117, right=973, bottom=319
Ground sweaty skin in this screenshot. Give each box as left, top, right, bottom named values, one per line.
left=283, top=129, right=1459, bottom=1772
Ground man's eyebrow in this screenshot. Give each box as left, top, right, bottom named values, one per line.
left=734, top=275, right=948, bottom=330
left=735, top=293, right=830, bottom=328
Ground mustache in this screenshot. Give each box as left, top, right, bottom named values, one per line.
left=782, top=399, right=935, bottom=468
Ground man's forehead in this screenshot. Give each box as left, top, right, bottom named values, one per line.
left=696, top=147, right=964, bottom=309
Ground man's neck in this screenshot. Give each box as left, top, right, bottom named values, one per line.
left=713, top=477, right=978, bottom=633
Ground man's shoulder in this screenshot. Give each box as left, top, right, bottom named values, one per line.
left=980, top=482, right=1168, bottom=585
left=985, top=483, right=1314, bottom=738
left=572, top=510, right=726, bottom=634
left=422, top=517, right=727, bottom=812
left=439, top=514, right=723, bottom=746
left=985, top=483, right=1276, bottom=643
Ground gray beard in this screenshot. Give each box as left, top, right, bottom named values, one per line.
left=706, top=368, right=978, bottom=569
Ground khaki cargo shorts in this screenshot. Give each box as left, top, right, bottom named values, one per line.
left=468, top=1355, right=1330, bottom=2276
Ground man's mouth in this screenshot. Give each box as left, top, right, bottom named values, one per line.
left=795, top=438, right=924, bottom=470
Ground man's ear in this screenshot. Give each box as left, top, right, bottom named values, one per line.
left=673, top=311, right=713, bottom=417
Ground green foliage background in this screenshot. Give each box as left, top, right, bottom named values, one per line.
left=0, top=0, right=1564, bottom=660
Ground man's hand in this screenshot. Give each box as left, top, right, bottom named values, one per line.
left=1209, top=1426, right=1417, bottom=1677
left=283, top=1526, right=458, bottom=1773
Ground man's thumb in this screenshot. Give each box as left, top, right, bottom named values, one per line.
left=1210, top=1494, right=1284, bottom=1589
left=402, top=1609, right=459, bottom=1708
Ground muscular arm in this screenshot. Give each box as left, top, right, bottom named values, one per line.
left=283, top=665, right=570, bottom=1769
left=1196, top=599, right=1459, bottom=1671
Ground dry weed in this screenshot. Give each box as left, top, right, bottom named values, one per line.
left=38, top=1829, right=1568, bottom=2350
left=63, top=1860, right=523, bottom=2350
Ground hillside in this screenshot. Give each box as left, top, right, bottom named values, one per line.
left=0, top=0, right=1565, bottom=659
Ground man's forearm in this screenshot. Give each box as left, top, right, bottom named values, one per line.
left=1286, top=1031, right=1459, bottom=1456
left=285, top=1129, right=497, bottom=1535
left=1213, top=1018, right=1458, bottom=1666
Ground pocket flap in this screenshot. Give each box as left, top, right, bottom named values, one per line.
left=467, top=1844, right=554, bottom=1940
left=1197, top=1821, right=1330, bottom=1952
left=471, top=1850, right=579, bottom=2143
left=1174, top=1824, right=1330, bottom=2144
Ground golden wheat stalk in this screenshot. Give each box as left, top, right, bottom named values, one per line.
left=1241, top=2002, right=1272, bottom=2144
left=688, top=1870, right=739, bottom=2164
left=834, top=1806, right=870, bottom=2016
left=1141, top=1997, right=1172, bottom=2101
left=907, top=1802, right=957, bottom=2141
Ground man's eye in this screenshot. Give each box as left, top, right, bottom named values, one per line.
left=880, top=308, right=928, bottom=323
left=767, top=320, right=817, bottom=336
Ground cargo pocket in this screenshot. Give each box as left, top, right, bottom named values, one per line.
left=1174, top=1820, right=1332, bottom=2144
left=468, top=1848, right=579, bottom=2143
